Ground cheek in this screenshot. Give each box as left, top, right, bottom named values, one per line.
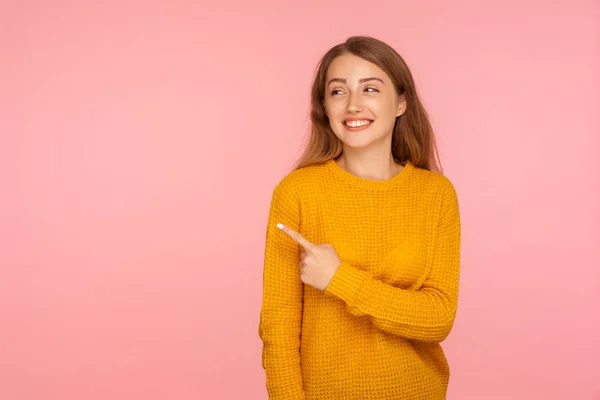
left=368, top=97, right=395, bottom=115
left=325, top=107, right=345, bottom=131
left=324, top=101, right=342, bottom=118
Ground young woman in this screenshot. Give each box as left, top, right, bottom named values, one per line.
left=258, top=36, right=461, bottom=400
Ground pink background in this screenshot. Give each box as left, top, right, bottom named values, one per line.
left=2, top=0, right=599, bottom=399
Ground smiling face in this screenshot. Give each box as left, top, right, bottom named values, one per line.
left=324, top=53, right=406, bottom=152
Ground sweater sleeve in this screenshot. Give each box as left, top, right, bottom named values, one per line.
left=258, top=180, right=305, bottom=399
left=324, top=180, right=461, bottom=343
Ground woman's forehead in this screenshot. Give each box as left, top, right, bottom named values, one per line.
left=326, top=55, right=390, bottom=83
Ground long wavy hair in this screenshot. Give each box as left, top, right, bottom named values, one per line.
left=293, top=36, right=443, bottom=174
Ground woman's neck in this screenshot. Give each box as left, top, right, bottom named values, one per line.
left=335, top=151, right=403, bottom=181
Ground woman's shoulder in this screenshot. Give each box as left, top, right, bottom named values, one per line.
left=269, top=162, right=329, bottom=198
left=411, top=164, right=455, bottom=187
left=410, top=164, right=459, bottom=202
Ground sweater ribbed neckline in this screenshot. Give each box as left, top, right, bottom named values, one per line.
left=325, top=158, right=414, bottom=191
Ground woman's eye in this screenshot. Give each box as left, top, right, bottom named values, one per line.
left=365, top=87, right=379, bottom=93
left=331, top=89, right=344, bottom=96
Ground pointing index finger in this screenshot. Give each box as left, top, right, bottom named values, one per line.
left=277, top=223, right=314, bottom=250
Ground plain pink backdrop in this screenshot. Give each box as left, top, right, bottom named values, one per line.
left=2, top=0, right=599, bottom=399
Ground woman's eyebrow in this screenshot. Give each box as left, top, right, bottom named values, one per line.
left=327, top=77, right=385, bottom=86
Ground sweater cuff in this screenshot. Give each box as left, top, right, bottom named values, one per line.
left=325, top=261, right=369, bottom=304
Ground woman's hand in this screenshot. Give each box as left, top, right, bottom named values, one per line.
left=277, top=223, right=341, bottom=291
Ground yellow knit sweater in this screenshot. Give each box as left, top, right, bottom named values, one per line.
left=259, top=158, right=461, bottom=400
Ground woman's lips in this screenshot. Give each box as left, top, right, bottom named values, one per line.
left=343, top=119, right=373, bottom=132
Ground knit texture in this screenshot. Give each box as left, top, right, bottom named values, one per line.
left=259, top=159, right=461, bottom=400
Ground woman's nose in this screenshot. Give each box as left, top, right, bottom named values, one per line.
left=347, top=93, right=363, bottom=113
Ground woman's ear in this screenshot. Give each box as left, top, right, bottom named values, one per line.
left=396, top=95, right=407, bottom=117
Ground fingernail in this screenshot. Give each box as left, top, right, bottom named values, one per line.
left=276, top=223, right=284, bottom=229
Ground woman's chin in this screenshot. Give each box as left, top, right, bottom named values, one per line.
left=339, top=136, right=379, bottom=149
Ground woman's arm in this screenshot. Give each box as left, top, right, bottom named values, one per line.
left=258, top=181, right=305, bottom=399
left=324, top=180, right=461, bottom=343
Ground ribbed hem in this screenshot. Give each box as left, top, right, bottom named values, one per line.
left=325, top=262, right=369, bottom=304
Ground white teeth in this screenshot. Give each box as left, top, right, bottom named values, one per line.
left=345, top=120, right=372, bottom=127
